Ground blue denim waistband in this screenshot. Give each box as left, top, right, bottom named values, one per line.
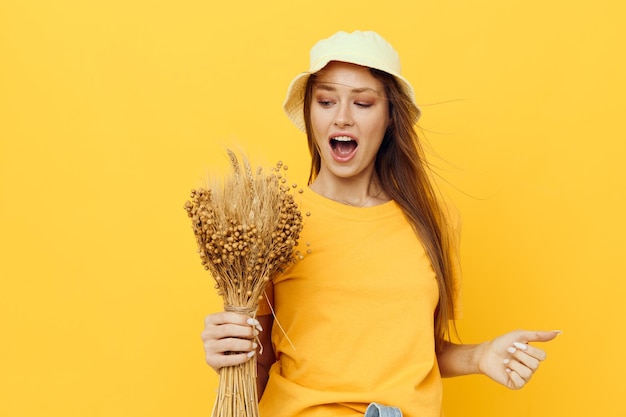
left=364, top=402, right=403, bottom=417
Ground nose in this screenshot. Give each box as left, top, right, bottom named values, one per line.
left=334, top=103, right=353, bottom=127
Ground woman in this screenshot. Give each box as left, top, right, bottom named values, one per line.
left=202, top=30, right=559, bottom=417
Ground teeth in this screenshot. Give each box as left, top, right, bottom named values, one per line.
left=331, top=136, right=353, bottom=142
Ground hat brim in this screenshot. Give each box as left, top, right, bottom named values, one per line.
left=283, top=72, right=312, bottom=132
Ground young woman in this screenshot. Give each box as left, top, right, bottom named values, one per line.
left=201, top=30, right=559, bottom=417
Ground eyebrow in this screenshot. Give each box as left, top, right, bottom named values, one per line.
left=313, top=82, right=381, bottom=95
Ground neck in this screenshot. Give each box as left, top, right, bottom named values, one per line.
left=309, top=175, right=389, bottom=207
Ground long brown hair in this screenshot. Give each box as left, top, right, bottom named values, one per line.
left=303, top=68, right=456, bottom=350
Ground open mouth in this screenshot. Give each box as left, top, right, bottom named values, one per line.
left=330, top=136, right=358, bottom=158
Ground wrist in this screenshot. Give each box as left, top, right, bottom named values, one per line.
left=473, top=341, right=490, bottom=375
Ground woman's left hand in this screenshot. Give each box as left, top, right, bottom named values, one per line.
left=476, top=329, right=560, bottom=389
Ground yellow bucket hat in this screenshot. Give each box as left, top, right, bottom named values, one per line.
left=283, top=30, right=421, bottom=132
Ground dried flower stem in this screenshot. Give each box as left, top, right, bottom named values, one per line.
left=184, top=150, right=304, bottom=417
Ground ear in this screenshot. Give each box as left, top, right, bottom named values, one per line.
left=387, top=114, right=394, bottom=128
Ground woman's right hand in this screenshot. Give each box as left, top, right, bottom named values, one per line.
left=201, top=311, right=263, bottom=373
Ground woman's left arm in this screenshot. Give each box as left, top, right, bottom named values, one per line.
left=436, top=330, right=561, bottom=389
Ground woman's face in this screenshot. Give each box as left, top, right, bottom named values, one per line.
left=309, top=61, right=390, bottom=184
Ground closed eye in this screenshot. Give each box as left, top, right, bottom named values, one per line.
left=317, top=100, right=334, bottom=107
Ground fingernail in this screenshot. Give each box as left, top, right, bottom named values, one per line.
left=253, top=329, right=259, bottom=337
left=513, top=342, right=528, bottom=351
left=252, top=342, right=258, bottom=349
left=552, top=330, right=563, bottom=334
left=505, top=368, right=511, bottom=373
left=503, top=359, right=510, bottom=365
left=247, top=318, right=263, bottom=332
left=247, top=350, right=256, bottom=358
left=506, top=347, right=516, bottom=354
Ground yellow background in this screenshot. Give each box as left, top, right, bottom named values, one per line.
left=1, top=1, right=624, bottom=416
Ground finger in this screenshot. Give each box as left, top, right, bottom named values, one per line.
left=504, top=358, right=533, bottom=382
left=211, top=338, right=257, bottom=353
left=201, top=322, right=258, bottom=342
left=512, top=350, right=540, bottom=371
left=207, top=338, right=258, bottom=356
left=200, top=324, right=259, bottom=343
left=205, top=312, right=252, bottom=327
left=505, top=368, right=527, bottom=390
left=204, top=337, right=258, bottom=371
left=204, top=312, right=264, bottom=334
left=207, top=350, right=256, bottom=370
left=519, top=330, right=562, bottom=344
left=513, top=341, right=547, bottom=362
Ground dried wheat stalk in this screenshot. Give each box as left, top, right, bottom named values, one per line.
left=184, top=150, right=305, bottom=417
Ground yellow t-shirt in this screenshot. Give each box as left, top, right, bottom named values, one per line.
left=259, top=189, right=462, bottom=417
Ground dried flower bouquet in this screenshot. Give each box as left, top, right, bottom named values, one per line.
left=184, top=150, right=304, bottom=417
